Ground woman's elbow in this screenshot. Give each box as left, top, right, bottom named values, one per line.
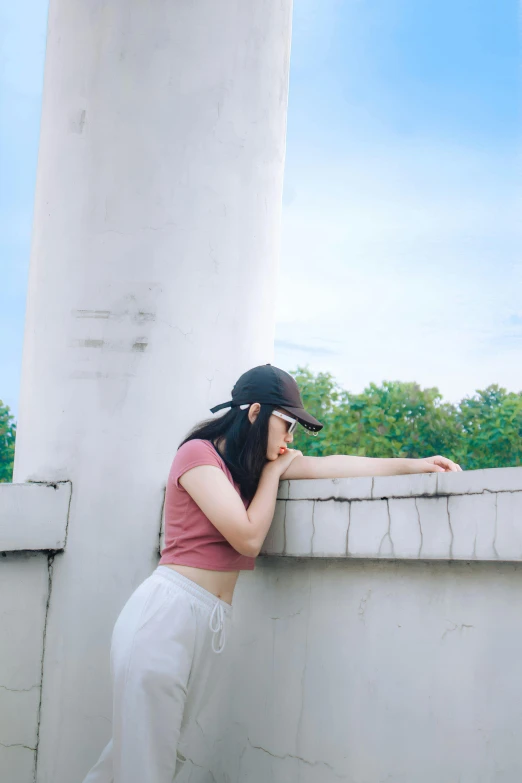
left=238, top=535, right=261, bottom=558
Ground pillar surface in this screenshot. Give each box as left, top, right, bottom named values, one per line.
left=14, top=1, right=293, bottom=780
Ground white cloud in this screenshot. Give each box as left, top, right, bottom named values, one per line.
left=275, top=139, right=522, bottom=401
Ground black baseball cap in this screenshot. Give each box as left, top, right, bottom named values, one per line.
left=209, top=363, right=324, bottom=434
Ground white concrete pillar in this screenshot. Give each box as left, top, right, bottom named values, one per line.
left=14, top=1, right=293, bottom=780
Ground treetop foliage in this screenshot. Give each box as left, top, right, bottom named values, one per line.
left=0, top=401, right=16, bottom=483
left=289, top=365, right=522, bottom=470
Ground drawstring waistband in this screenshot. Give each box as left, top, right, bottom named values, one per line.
left=153, top=566, right=231, bottom=655
left=209, top=602, right=226, bottom=654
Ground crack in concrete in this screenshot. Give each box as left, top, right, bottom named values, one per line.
left=237, top=742, right=249, bottom=778
left=33, top=555, right=54, bottom=782
left=0, top=684, right=39, bottom=693
left=270, top=610, right=302, bottom=620
left=282, top=498, right=287, bottom=556
left=493, top=493, right=500, bottom=559
left=446, top=497, right=455, bottom=560
left=26, top=479, right=69, bottom=490
left=295, top=574, right=312, bottom=762
left=378, top=500, right=396, bottom=557
left=246, top=737, right=345, bottom=778
left=0, top=548, right=62, bottom=556
left=0, top=741, right=36, bottom=751
left=63, top=480, right=73, bottom=548
left=208, top=244, right=220, bottom=275
left=157, top=486, right=166, bottom=557
left=310, top=501, right=315, bottom=555
left=155, top=318, right=193, bottom=338
left=358, top=589, right=372, bottom=622
left=441, top=621, right=475, bottom=641
left=345, top=501, right=351, bottom=555
left=414, top=498, right=424, bottom=558
left=175, top=751, right=218, bottom=781
left=284, top=488, right=522, bottom=503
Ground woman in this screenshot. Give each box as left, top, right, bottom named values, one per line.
left=82, top=363, right=461, bottom=782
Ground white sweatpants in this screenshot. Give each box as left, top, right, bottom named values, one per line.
left=82, top=565, right=233, bottom=783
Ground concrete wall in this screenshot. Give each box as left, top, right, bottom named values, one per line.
left=0, top=484, right=70, bottom=783
left=220, top=558, right=522, bottom=783
left=3, top=470, right=522, bottom=781
left=157, top=466, right=522, bottom=782
left=215, top=466, right=522, bottom=783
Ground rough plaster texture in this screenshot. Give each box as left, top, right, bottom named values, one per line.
left=12, top=1, right=293, bottom=780
left=0, top=482, right=70, bottom=552
left=0, top=554, right=50, bottom=783
left=211, top=557, right=522, bottom=783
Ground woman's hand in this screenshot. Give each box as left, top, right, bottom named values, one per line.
left=408, top=455, right=462, bottom=474
left=268, top=447, right=303, bottom=478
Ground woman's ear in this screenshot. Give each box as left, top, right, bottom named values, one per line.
left=247, top=402, right=261, bottom=424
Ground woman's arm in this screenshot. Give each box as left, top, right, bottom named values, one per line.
left=278, top=453, right=462, bottom=481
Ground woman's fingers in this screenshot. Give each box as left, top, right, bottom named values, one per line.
left=424, top=455, right=462, bottom=472
left=418, top=459, right=444, bottom=473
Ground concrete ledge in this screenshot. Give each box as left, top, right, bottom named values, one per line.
left=276, top=465, right=522, bottom=502
left=0, top=482, right=71, bottom=552
left=266, top=467, right=522, bottom=562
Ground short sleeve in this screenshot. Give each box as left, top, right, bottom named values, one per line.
left=169, top=439, right=224, bottom=490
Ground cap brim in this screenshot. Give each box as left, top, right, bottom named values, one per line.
left=281, top=405, right=323, bottom=432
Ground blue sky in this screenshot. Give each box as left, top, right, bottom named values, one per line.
left=1, top=1, right=520, bottom=416
left=274, top=0, right=521, bottom=403
left=0, top=2, right=48, bottom=416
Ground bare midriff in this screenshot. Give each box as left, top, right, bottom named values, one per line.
left=163, top=563, right=240, bottom=606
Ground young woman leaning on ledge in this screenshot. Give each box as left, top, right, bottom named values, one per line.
left=82, top=363, right=461, bottom=783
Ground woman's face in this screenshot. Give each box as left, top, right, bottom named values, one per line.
left=247, top=403, right=295, bottom=461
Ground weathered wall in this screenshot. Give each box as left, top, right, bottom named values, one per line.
left=0, top=483, right=70, bottom=783
left=3, top=469, right=522, bottom=781
left=0, top=555, right=49, bottom=783
left=162, top=467, right=522, bottom=782
left=219, top=557, right=522, bottom=783
left=265, top=465, right=522, bottom=562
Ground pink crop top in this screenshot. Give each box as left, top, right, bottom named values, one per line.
left=159, top=438, right=256, bottom=571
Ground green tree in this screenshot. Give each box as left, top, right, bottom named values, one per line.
left=0, top=401, right=16, bottom=483
left=284, top=365, right=344, bottom=457
left=453, top=385, right=522, bottom=469
left=289, top=365, right=522, bottom=470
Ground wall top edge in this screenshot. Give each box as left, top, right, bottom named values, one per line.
left=276, top=466, right=522, bottom=501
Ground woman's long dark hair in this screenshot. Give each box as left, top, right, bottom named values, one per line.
left=178, top=404, right=274, bottom=504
